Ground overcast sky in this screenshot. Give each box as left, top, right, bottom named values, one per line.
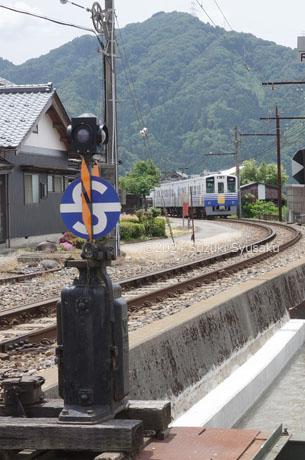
left=0, top=0, right=304, bottom=65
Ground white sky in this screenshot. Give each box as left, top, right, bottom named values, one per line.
left=0, top=0, right=304, bottom=64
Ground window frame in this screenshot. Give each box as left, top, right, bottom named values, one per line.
left=24, top=173, right=40, bottom=205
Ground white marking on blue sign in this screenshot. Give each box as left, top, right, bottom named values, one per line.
left=60, top=177, right=121, bottom=239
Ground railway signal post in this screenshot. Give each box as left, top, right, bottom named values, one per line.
left=0, top=112, right=171, bottom=457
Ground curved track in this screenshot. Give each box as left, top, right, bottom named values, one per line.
left=0, top=220, right=301, bottom=353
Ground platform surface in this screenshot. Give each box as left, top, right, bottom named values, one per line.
left=136, top=427, right=269, bottom=460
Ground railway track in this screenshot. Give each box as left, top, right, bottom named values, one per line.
left=0, top=220, right=301, bottom=355
left=0, top=267, right=63, bottom=285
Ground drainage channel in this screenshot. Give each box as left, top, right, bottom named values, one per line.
left=235, top=340, right=305, bottom=434
left=172, top=319, right=305, bottom=431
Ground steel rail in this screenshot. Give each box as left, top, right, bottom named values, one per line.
left=0, top=268, right=62, bottom=285
left=0, top=219, right=273, bottom=325
left=119, top=220, right=275, bottom=289
left=126, top=221, right=301, bottom=309
left=0, top=221, right=301, bottom=352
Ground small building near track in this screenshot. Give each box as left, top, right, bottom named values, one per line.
left=0, top=79, right=78, bottom=248
left=240, top=182, right=278, bottom=203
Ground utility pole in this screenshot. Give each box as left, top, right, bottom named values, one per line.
left=91, top=0, right=119, bottom=256
left=163, top=157, right=167, bottom=181
left=234, top=126, right=242, bottom=218
left=260, top=80, right=305, bottom=222
left=259, top=108, right=305, bottom=222
left=275, top=106, right=282, bottom=222
left=241, top=117, right=282, bottom=221
left=240, top=131, right=279, bottom=219
left=103, top=0, right=119, bottom=255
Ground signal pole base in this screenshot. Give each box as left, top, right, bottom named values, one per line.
left=58, top=397, right=129, bottom=424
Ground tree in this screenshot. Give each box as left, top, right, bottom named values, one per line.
left=240, top=159, right=258, bottom=185
left=257, top=160, right=267, bottom=183
left=240, top=159, right=288, bottom=186
left=119, top=159, right=161, bottom=209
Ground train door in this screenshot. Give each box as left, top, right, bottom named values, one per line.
left=217, top=177, right=225, bottom=205
left=0, top=175, right=6, bottom=243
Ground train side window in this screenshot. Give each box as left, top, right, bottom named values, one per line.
left=206, top=177, right=215, bottom=193
left=218, top=182, right=224, bottom=193
left=227, top=177, right=236, bottom=192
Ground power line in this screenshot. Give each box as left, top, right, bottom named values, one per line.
left=0, top=2, right=103, bottom=44
left=115, top=13, right=153, bottom=160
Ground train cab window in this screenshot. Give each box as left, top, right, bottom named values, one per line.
left=227, top=177, right=236, bottom=192
left=218, top=182, right=224, bottom=193
left=206, top=177, right=215, bottom=193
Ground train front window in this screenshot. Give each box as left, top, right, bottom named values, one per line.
left=206, top=177, right=215, bottom=193
left=218, top=182, right=224, bottom=193
left=227, top=177, right=236, bottom=192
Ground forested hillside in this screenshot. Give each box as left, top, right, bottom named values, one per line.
left=1, top=11, right=305, bottom=177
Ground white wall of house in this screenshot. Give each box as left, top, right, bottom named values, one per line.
left=24, top=113, right=66, bottom=151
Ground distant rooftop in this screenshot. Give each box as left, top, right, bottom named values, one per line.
left=0, top=77, right=16, bottom=87
left=0, top=82, right=55, bottom=148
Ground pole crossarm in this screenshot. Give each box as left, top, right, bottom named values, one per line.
left=260, top=117, right=305, bottom=120
left=262, top=81, right=305, bottom=85
left=240, top=133, right=276, bottom=136
left=205, top=153, right=235, bottom=155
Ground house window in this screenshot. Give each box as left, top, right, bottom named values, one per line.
left=24, top=174, right=39, bottom=204
left=47, top=175, right=54, bottom=192
left=48, top=175, right=64, bottom=193
left=54, top=176, right=63, bottom=192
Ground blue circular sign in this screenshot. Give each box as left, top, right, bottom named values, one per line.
left=60, top=177, right=121, bottom=239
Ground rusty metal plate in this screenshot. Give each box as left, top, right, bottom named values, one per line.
left=136, top=428, right=261, bottom=460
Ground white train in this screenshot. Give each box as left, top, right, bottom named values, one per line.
left=152, top=173, right=238, bottom=217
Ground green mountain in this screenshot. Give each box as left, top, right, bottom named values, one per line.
left=1, top=11, right=305, bottom=178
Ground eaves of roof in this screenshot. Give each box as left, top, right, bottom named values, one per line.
left=0, top=83, right=64, bottom=149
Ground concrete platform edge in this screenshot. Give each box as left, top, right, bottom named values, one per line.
left=41, top=257, right=305, bottom=419
left=172, top=319, right=305, bottom=428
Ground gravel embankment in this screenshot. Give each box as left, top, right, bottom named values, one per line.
left=0, top=221, right=303, bottom=376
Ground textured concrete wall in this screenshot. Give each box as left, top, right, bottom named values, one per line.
left=128, top=258, right=305, bottom=415
left=172, top=319, right=305, bottom=427
left=42, top=258, right=305, bottom=417
left=287, top=185, right=305, bottom=222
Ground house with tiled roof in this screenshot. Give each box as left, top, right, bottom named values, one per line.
left=0, top=80, right=78, bottom=248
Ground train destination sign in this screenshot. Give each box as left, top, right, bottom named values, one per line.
left=60, top=177, right=121, bottom=239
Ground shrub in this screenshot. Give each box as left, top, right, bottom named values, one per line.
left=151, top=217, right=166, bottom=237
left=120, top=214, right=139, bottom=224
left=150, top=207, right=161, bottom=218
left=120, top=221, right=145, bottom=240
left=242, top=199, right=279, bottom=219
left=136, top=210, right=144, bottom=221
left=120, top=217, right=140, bottom=224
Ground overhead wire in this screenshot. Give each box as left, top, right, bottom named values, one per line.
left=0, top=2, right=104, bottom=47
left=192, top=0, right=281, bottom=142
left=115, top=12, right=153, bottom=160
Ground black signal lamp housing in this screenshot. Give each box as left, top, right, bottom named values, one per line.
left=67, top=113, right=108, bottom=155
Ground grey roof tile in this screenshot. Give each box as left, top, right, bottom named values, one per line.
left=0, top=83, right=54, bottom=148
left=0, top=77, right=15, bottom=86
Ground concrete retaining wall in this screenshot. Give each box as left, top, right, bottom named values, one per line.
left=127, top=258, right=305, bottom=416
left=172, top=319, right=305, bottom=427
left=43, top=257, right=305, bottom=418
